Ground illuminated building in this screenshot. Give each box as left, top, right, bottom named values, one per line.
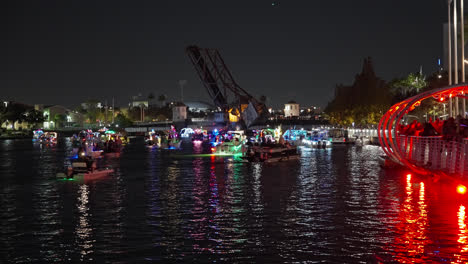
left=284, top=100, right=300, bottom=117
left=172, top=102, right=187, bottom=122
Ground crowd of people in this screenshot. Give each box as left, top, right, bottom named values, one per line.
left=398, top=116, right=468, bottom=141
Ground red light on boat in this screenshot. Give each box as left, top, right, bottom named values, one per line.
left=211, top=147, right=215, bottom=152
left=458, top=185, right=467, bottom=194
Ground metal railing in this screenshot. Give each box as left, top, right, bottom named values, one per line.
left=397, top=135, right=468, bottom=176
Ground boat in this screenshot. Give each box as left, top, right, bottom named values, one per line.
left=355, top=136, right=370, bottom=147
left=57, top=168, right=114, bottom=181
left=212, top=140, right=244, bottom=155
left=89, top=150, right=104, bottom=158
left=40, top=131, right=58, bottom=144
left=328, top=128, right=350, bottom=145
left=164, top=125, right=181, bottom=149
left=32, top=129, right=44, bottom=141
left=180, top=127, right=195, bottom=138
left=243, top=143, right=300, bottom=163
left=167, top=138, right=182, bottom=149
left=73, top=168, right=114, bottom=181
left=302, top=129, right=331, bottom=148
left=282, top=129, right=307, bottom=146
left=191, top=128, right=208, bottom=143
left=145, top=130, right=161, bottom=146
left=211, top=130, right=245, bottom=155
left=103, top=148, right=122, bottom=158
left=57, top=160, right=114, bottom=181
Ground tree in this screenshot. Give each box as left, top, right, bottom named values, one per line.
left=53, top=114, right=67, bottom=128
left=3, top=103, right=27, bottom=127
left=114, top=113, right=133, bottom=127
left=388, top=71, right=427, bottom=103
left=82, top=99, right=101, bottom=124
left=0, top=103, right=6, bottom=125
left=259, top=95, right=267, bottom=104
left=24, top=109, right=45, bottom=128
left=158, top=94, right=167, bottom=107
left=325, top=57, right=391, bottom=126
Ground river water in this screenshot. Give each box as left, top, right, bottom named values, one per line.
left=1, top=138, right=468, bottom=263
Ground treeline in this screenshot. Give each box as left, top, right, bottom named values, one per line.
left=0, top=102, right=44, bottom=129
left=325, top=57, right=447, bottom=126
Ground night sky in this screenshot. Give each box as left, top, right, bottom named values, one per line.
left=1, top=0, right=447, bottom=109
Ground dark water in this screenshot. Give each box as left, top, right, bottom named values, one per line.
left=1, top=138, right=468, bottom=263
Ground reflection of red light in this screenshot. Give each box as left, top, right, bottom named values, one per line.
left=458, top=185, right=467, bottom=194
left=407, top=174, right=411, bottom=180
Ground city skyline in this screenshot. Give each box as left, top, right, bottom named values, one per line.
left=2, top=0, right=447, bottom=108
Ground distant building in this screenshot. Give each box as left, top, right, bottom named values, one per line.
left=184, top=101, right=216, bottom=113
left=1, top=101, right=34, bottom=130
left=442, top=21, right=468, bottom=70
left=80, top=101, right=103, bottom=110
left=284, top=100, right=300, bottom=117
left=172, top=102, right=187, bottom=122
left=130, top=94, right=149, bottom=108
left=42, top=105, right=83, bottom=129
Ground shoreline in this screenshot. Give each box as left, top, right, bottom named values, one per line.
left=0, top=135, right=32, bottom=140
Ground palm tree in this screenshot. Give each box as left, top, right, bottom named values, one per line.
left=148, top=92, right=155, bottom=105
left=158, top=94, right=167, bottom=107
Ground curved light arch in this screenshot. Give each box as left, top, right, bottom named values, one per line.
left=378, top=83, right=468, bottom=175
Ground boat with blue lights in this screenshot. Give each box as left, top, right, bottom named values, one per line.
left=302, top=129, right=331, bottom=148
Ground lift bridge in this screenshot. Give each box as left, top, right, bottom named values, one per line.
left=378, top=83, right=468, bottom=178
left=186, top=45, right=268, bottom=127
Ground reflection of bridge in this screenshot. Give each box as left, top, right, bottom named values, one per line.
left=378, top=84, right=468, bottom=176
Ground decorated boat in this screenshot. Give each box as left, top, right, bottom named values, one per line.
left=242, top=143, right=299, bottom=163
left=40, top=131, right=58, bottom=144
left=211, top=130, right=245, bottom=155
left=328, top=128, right=350, bottom=144
left=282, top=129, right=307, bottom=146
left=302, top=129, right=331, bottom=148
left=32, top=129, right=44, bottom=141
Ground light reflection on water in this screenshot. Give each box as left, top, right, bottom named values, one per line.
left=76, top=184, right=93, bottom=260
left=1, top=139, right=468, bottom=262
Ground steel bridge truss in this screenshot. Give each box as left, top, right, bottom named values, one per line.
left=186, top=45, right=265, bottom=114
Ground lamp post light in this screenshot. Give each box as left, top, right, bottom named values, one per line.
left=444, top=103, right=447, bottom=119
left=454, top=0, right=460, bottom=116
left=449, top=0, right=453, bottom=117
left=462, top=0, right=466, bottom=117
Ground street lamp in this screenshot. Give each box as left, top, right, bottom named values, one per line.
left=462, top=0, right=466, bottom=117
left=67, top=115, right=71, bottom=127
left=448, top=0, right=453, bottom=117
